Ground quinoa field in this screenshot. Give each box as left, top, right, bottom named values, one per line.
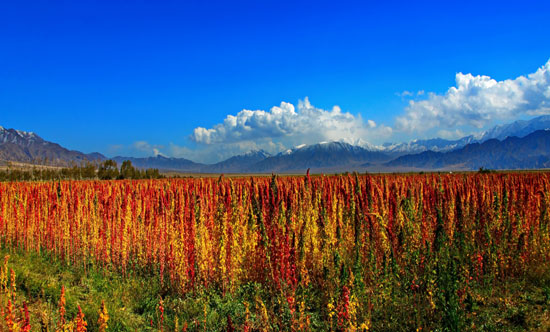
left=0, top=173, right=549, bottom=331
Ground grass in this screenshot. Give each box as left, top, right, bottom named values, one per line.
left=2, top=246, right=550, bottom=331
left=5, top=248, right=153, bottom=330
left=2, top=247, right=282, bottom=331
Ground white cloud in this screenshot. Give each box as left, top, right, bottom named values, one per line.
left=168, top=140, right=286, bottom=164
left=191, top=97, right=392, bottom=150
left=437, top=129, right=466, bottom=140
left=396, top=59, right=550, bottom=132
left=396, top=90, right=414, bottom=97
left=396, top=90, right=425, bottom=98
left=133, top=141, right=165, bottom=155
left=152, top=148, right=166, bottom=157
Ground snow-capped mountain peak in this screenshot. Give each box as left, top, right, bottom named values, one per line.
left=241, top=149, right=271, bottom=158
left=477, top=115, right=550, bottom=142
left=0, top=126, right=44, bottom=146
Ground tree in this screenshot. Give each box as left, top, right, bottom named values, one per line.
left=98, top=160, right=119, bottom=180
left=144, top=168, right=161, bottom=179
left=81, top=162, right=97, bottom=179
left=120, top=160, right=136, bottom=179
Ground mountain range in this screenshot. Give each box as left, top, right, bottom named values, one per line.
left=386, top=129, right=550, bottom=170
left=2, top=115, right=550, bottom=172
left=375, top=115, right=550, bottom=155
left=0, top=126, right=104, bottom=165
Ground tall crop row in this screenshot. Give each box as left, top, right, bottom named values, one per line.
left=0, top=173, right=549, bottom=330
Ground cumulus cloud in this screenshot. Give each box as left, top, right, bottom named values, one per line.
left=396, top=59, right=550, bottom=132
left=191, top=97, right=392, bottom=149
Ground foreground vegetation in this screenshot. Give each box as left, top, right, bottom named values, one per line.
left=0, top=173, right=549, bottom=331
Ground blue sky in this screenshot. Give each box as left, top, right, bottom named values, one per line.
left=1, top=1, right=549, bottom=162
